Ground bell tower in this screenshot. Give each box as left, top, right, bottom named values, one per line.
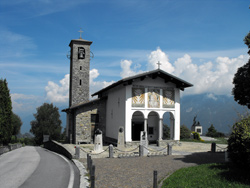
left=69, top=33, right=92, bottom=107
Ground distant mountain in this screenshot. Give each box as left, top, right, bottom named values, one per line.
left=180, top=93, right=248, bottom=134
left=20, top=94, right=248, bottom=135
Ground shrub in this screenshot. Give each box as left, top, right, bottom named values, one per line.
left=228, top=115, right=250, bottom=169
left=192, top=131, right=204, bottom=142
left=163, top=124, right=170, bottom=139
left=180, top=125, right=191, bottom=139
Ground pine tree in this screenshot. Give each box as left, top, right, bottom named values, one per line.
left=0, top=79, right=13, bottom=145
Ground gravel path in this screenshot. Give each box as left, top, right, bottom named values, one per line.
left=80, top=152, right=225, bottom=188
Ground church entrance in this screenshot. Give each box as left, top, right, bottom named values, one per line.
left=131, top=111, right=144, bottom=141
left=147, top=111, right=159, bottom=144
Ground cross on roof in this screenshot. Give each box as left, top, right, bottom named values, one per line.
left=157, top=61, right=161, bottom=69
left=78, top=28, right=83, bottom=39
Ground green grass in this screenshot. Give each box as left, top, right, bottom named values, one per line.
left=161, top=163, right=250, bottom=188
left=181, top=137, right=228, bottom=144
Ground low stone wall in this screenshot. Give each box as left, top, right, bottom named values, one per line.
left=0, top=143, right=22, bottom=155
left=44, top=140, right=73, bottom=160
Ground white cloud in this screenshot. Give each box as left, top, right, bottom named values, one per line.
left=45, top=69, right=114, bottom=103
left=144, top=47, right=248, bottom=96
left=45, top=74, right=69, bottom=103
left=120, top=60, right=137, bottom=78
left=147, top=47, right=175, bottom=73
left=11, top=93, right=43, bottom=115
left=90, top=69, right=114, bottom=96
left=206, top=93, right=217, bottom=101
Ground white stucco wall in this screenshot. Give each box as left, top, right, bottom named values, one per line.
left=105, top=85, right=126, bottom=140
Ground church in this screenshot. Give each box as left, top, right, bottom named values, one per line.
left=63, top=35, right=193, bottom=146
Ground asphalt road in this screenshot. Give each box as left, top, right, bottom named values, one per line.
left=0, top=146, right=79, bottom=188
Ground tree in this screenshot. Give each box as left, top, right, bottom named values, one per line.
left=30, top=103, right=62, bottom=145
left=163, top=124, right=170, bottom=139
left=0, top=78, right=13, bottom=145
left=180, top=125, right=191, bottom=139
left=12, top=113, right=22, bottom=139
left=206, top=124, right=217, bottom=137
left=206, top=124, right=225, bottom=138
left=232, top=32, right=250, bottom=108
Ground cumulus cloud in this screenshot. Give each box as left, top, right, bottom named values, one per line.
left=120, top=60, right=137, bottom=78
left=90, top=69, right=114, bottom=96
left=174, top=54, right=248, bottom=95
left=119, top=47, right=248, bottom=96
left=45, top=69, right=114, bottom=103
left=45, top=74, right=69, bottom=103
left=148, top=47, right=175, bottom=73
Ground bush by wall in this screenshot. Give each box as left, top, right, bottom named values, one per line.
left=228, top=115, right=250, bottom=169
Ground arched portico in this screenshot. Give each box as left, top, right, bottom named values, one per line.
left=147, top=111, right=160, bottom=143
left=163, top=112, right=175, bottom=140
left=131, top=111, right=144, bottom=141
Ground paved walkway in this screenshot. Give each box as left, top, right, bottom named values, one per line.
left=80, top=152, right=225, bottom=188
left=73, top=142, right=228, bottom=188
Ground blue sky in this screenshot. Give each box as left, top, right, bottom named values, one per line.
left=0, top=0, right=249, bottom=133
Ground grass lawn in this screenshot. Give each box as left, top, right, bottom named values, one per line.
left=181, top=137, right=228, bottom=144
left=161, top=163, right=250, bottom=188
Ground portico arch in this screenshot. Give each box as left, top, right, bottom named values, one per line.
left=131, top=111, right=144, bottom=141
left=163, top=112, right=175, bottom=140
left=147, top=111, right=160, bottom=143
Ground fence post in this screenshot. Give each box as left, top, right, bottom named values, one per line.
left=87, top=154, right=90, bottom=170
left=91, top=165, right=95, bottom=188
left=153, top=170, right=157, bottom=188
left=89, top=158, right=93, bottom=175
left=139, top=145, right=143, bottom=156
left=75, top=146, right=80, bottom=159
left=167, top=143, right=172, bottom=155
left=109, top=144, right=113, bottom=158
left=211, top=142, right=216, bottom=153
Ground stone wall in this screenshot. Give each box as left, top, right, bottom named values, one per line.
left=44, top=140, right=72, bottom=159
left=74, top=98, right=107, bottom=144
left=0, top=143, right=22, bottom=155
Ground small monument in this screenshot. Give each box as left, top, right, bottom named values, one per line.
left=93, top=129, right=103, bottom=153
left=117, top=127, right=125, bottom=150
left=140, top=131, right=148, bottom=156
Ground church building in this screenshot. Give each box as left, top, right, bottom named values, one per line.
left=63, top=36, right=193, bottom=146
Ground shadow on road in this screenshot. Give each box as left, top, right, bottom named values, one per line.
left=173, top=152, right=225, bottom=165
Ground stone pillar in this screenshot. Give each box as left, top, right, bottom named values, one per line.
left=93, top=129, right=103, bottom=153
left=158, top=118, right=163, bottom=141
left=75, top=146, right=80, bottom=159
left=144, top=118, right=147, bottom=133
left=117, top=127, right=125, bottom=150
left=140, top=131, right=148, bottom=156
left=170, top=115, right=174, bottom=140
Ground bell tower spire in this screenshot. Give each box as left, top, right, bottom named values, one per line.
left=68, top=33, right=93, bottom=107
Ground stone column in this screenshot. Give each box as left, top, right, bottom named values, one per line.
left=170, top=115, right=174, bottom=140
left=158, top=118, right=163, bottom=141
left=144, top=118, right=148, bottom=133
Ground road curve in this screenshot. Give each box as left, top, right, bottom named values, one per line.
left=0, top=146, right=79, bottom=188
